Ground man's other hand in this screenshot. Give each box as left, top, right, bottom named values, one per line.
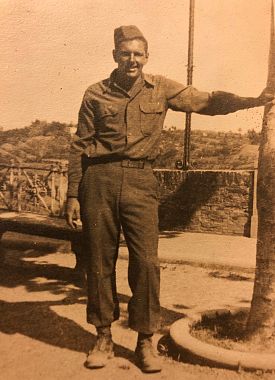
left=65, top=197, right=81, bottom=229
left=258, top=87, right=275, bottom=106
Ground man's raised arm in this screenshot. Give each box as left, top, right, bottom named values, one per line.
left=199, top=87, right=274, bottom=116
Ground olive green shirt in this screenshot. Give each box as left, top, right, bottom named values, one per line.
left=68, top=70, right=260, bottom=197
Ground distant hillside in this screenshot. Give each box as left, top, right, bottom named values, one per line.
left=0, top=120, right=72, bottom=164
left=155, top=128, right=260, bottom=169
left=0, top=120, right=260, bottom=170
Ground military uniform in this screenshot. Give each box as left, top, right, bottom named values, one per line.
left=66, top=24, right=272, bottom=372
left=68, top=69, right=260, bottom=333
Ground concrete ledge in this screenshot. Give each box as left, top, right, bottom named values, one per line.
left=169, top=309, right=275, bottom=372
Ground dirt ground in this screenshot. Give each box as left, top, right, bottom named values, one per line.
left=0, top=238, right=275, bottom=380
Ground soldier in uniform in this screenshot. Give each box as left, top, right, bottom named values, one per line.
left=66, top=25, right=273, bottom=373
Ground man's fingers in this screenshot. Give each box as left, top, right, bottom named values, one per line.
left=263, top=98, right=275, bottom=107
left=65, top=209, right=77, bottom=229
left=66, top=213, right=76, bottom=229
left=76, top=208, right=81, bottom=220
left=72, top=219, right=82, bottom=229
left=65, top=198, right=80, bottom=229
left=259, top=88, right=275, bottom=105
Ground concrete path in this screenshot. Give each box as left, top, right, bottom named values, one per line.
left=1, top=232, right=271, bottom=380
left=119, top=231, right=256, bottom=271
left=2, top=230, right=257, bottom=271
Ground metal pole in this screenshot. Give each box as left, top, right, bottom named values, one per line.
left=183, top=0, right=195, bottom=170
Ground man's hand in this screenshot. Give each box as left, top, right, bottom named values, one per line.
left=257, top=87, right=275, bottom=107
left=65, top=197, right=81, bottom=229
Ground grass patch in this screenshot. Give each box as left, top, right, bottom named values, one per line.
left=191, top=309, right=275, bottom=354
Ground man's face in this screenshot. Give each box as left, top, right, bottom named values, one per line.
left=113, top=39, right=149, bottom=80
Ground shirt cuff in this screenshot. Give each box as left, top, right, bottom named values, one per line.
left=66, top=182, right=80, bottom=198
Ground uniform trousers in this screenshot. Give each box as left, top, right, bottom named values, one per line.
left=79, top=161, right=160, bottom=334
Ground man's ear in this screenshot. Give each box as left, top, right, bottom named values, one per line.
left=142, top=51, right=149, bottom=66
left=113, top=49, right=118, bottom=63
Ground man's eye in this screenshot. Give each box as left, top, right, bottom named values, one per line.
left=119, top=51, right=145, bottom=58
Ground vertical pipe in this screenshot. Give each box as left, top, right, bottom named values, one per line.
left=187, top=0, right=195, bottom=86
left=183, top=0, right=195, bottom=170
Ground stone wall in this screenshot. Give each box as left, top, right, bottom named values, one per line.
left=154, top=169, right=255, bottom=237
left=0, top=163, right=256, bottom=236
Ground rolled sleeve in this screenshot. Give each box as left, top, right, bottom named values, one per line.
left=166, top=83, right=261, bottom=116
left=163, top=78, right=210, bottom=113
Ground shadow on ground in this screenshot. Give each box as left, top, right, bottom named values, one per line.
left=158, top=231, right=183, bottom=239
left=0, top=298, right=135, bottom=364
left=0, top=246, right=187, bottom=365
left=208, top=270, right=253, bottom=282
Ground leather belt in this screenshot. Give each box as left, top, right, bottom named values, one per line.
left=89, top=157, right=152, bottom=169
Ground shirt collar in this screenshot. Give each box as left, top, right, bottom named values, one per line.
left=142, top=73, right=155, bottom=87
left=104, top=69, right=155, bottom=92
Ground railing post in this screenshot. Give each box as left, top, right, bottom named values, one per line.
left=17, top=164, right=22, bottom=212
left=50, top=165, right=56, bottom=215
left=58, top=163, right=67, bottom=216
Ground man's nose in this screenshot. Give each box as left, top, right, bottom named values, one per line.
left=129, top=53, right=136, bottom=62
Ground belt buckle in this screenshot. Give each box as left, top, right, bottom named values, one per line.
left=121, top=160, right=128, bottom=168
left=137, top=161, right=145, bottom=169
left=121, top=160, right=145, bottom=169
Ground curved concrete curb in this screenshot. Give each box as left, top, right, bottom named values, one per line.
left=170, top=310, right=275, bottom=372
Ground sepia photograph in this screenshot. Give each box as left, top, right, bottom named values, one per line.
left=1, top=0, right=275, bottom=379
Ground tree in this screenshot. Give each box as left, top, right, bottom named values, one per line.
left=246, top=1, right=275, bottom=341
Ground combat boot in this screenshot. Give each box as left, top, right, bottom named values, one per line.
left=135, top=334, right=162, bottom=373
left=85, top=326, right=114, bottom=369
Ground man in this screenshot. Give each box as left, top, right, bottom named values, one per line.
left=66, top=25, right=273, bottom=373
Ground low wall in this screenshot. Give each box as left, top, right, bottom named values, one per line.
left=155, top=169, right=255, bottom=237
left=0, top=163, right=256, bottom=237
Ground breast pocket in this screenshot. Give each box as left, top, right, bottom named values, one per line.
left=96, top=105, right=119, bottom=132
left=139, top=101, right=164, bottom=136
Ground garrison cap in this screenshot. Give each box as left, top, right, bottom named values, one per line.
left=114, top=25, right=147, bottom=48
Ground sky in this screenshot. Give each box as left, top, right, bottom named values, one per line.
left=0, top=0, right=272, bottom=132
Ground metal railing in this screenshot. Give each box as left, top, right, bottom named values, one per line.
left=0, top=162, right=68, bottom=216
